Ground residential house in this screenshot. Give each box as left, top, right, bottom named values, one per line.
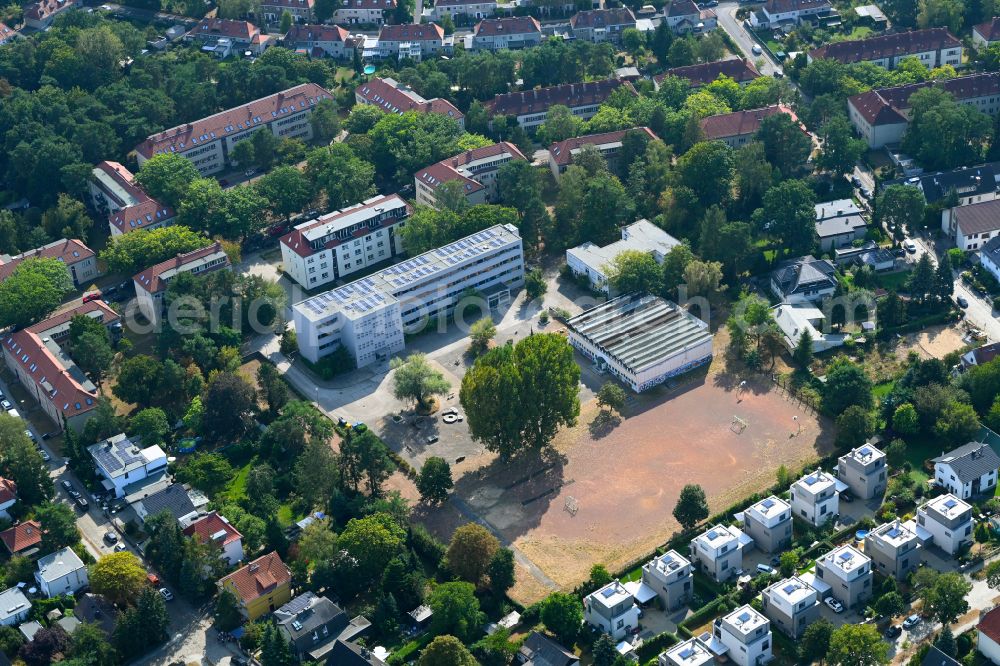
left=0, top=521, right=41, bottom=557
left=699, top=105, right=798, bottom=149
left=332, top=0, right=394, bottom=25
left=655, top=58, right=760, bottom=89
left=814, top=544, right=872, bottom=608
left=89, top=433, right=168, bottom=499
left=2, top=300, right=120, bottom=433
left=355, top=77, right=464, bottom=128
left=884, top=162, right=1000, bottom=206
left=640, top=550, right=694, bottom=611
left=470, top=17, right=542, bottom=51
left=760, top=577, right=819, bottom=638
left=0, top=479, right=15, bottom=521
left=941, top=197, right=1000, bottom=251
left=712, top=605, right=772, bottom=666
left=566, top=219, right=679, bottom=294
left=815, top=199, right=868, bottom=251
left=933, top=441, right=1000, bottom=499
left=960, top=340, right=1000, bottom=371
left=133, top=242, right=232, bottom=327
left=185, top=18, right=270, bottom=56
left=280, top=194, right=410, bottom=290
left=790, top=469, right=844, bottom=526
left=369, top=23, right=450, bottom=61
left=430, top=0, right=496, bottom=21
left=659, top=638, right=715, bottom=666
left=0, top=588, right=30, bottom=627
left=135, top=83, right=334, bottom=176
left=328, top=641, right=389, bottom=666
left=738, top=496, right=792, bottom=554
left=769, top=256, right=838, bottom=304
left=89, top=161, right=175, bottom=237
left=35, top=547, right=88, bottom=598
left=0, top=239, right=101, bottom=290
left=183, top=511, right=244, bottom=566
left=284, top=24, right=354, bottom=59
left=485, top=79, right=636, bottom=129
left=519, top=632, right=579, bottom=666
left=570, top=8, right=637, bottom=43
left=18, top=621, right=42, bottom=643
left=74, top=594, right=118, bottom=635
left=772, top=303, right=847, bottom=353
left=837, top=443, right=888, bottom=500
left=548, top=127, right=658, bottom=178
left=865, top=520, right=921, bottom=580
left=689, top=524, right=749, bottom=582
left=833, top=243, right=895, bottom=271
left=810, top=28, right=962, bottom=69
left=853, top=4, right=887, bottom=28
left=662, top=0, right=716, bottom=35
left=923, top=646, right=961, bottom=666
left=276, top=592, right=370, bottom=661
left=260, top=0, right=315, bottom=24
left=917, top=493, right=973, bottom=555
left=133, top=484, right=202, bottom=525
left=974, top=18, right=1000, bottom=48
left=0, top=23, right=17, bottom=45
left=983, top=236, right=1000, bottom=283
left=978, top=606, right=1000, bottom=664
left=414, top=142, right=527, bottom=208
left=848, top=74, right=1000, bottom=148
left=749, top=0, right=833, bottom=29
left=219, top=552, right=293, bottom=620
left=584, top=580, right=640, bottom=639
left=23, top=0, right=81, bottom=29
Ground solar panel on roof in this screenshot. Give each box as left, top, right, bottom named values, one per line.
left=944, top=498, right=958, bottom=509
left=679, top=648, right=695, bottom=660
left=600, top=587, right=615, bottom=599
left=839, top=551, right=853, bottom=561
left=761, top=498, right=775, bottom=509
left=887, top=528, right=902, bottom=539
left=706, top=530, right=718, bottom=540
left=782, top=584, right=797, bottom=595
left=737, top=612, right=752, bottom=623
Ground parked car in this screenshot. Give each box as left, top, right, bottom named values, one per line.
left=103, top=531, right=118, bottom=544
left=0, top=400, right=11, bottom=411
left=82, top=291, right=102, bottom=303
left=957, top=295, right=969, bottom=308
left=824, top=597, right=844, bottom=613
left=114, top=542, right=128, bottom=552
left=902, top=614, right=921, bottom=630
left=74, top=496, right=88, bottom=509
left=884, top=625, right=902, bottom=639
left=60, top=480, right=73, bottom=492
left=904, top=240, right=917, bottom=254
left=24, top=430, right=36, bottom=442
left=426, top=435, right=439, bottom=444
left=38, top=448, right=51, bottom=462
left=159, top=588, right=174, bottom=602
left=841, top=491, right=854, bottom=503
left=756, top=563, right=774, bottom=575
left=751, top=44, right=763, bottom=55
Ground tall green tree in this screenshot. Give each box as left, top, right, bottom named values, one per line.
left=756, top=112, right=812, bottom=177
left=541, top=592, right=583, bottom=646
left=877, top=185, right=925, bottom=240
left=826, top=624, right=888, bottom=666
left=304, top=143, right=375, bottom=211
left=0, top=257, right=73, bottom=329
left=390, top=353, right=450, bottom=409
left=428, top=582, right=484, bottom=642
left=673, top=483, right=709, bottom=530
left=417, top=456, right=453, bottom=504
left=606, top=249, right=664, bottom=295
left=134, top=153, right=200, bottom=209
left=816, top=115, right=866, bottom=176
left=420, top=635, right=478, bottom=666
left=753, top=180, right=817, bottom=255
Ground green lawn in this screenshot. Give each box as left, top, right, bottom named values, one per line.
left=901, top=435, right=940, bottom=484
left=872, top=381, right=895, bottom=402
left=875, top=270, right=912, bottom=292
left=219, top=462, right=251, bottom=504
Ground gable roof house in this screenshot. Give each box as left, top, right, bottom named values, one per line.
left=815, top=198, right=868, bottom=251
left=0, top=520, right=41, bottom=557
left=982, top=236, right=1000, bottom=285
left=284, top=24, right=354, bottom=59
left=960, top=340, right=1000, bottom=371
left=133, top=242, right=232, bottom=327
left=519, top=631, right=579, bottom=666
left=749, top=0, right=834, bottom=29
left=884, top=162, right=1000, bottom=206
left=662, top=0, right=717, bottom=35
left=548, top=127, right=658, bottom=178
left=132, top=483, right=202, bottom=525
left=974, top=17, right=1000, bottom=48
left=941, top=197, right=1000, bottom=252
left=430, top=0, right=497, bottom=21
left=933, top=442, right=1000, bottom=500
left=332, top=0, right=395, bottom=25
left=655, top=58, right=760, bottom=89
left=183, top=511, right=244, bottom=565
left=810, top=28, right=962, bottom=69
left=570, top=7, right=637, bottom=43
left=769, top=256, right=838, bottom=304
left=979, top=606, right=1000, bottom=664
left=470, top=17, right=542, bottom=51
left=0, top=22, right=18, bottom=45
left=370, top=23, right=451, bottom=61
left=218, top=552, right=293, bottom=620
left=23, top=0, right=82, bottom=29
left=0, top=238, right=101, bottom=290
left=259, top=0, right=315, bottom=25
left=90, top=161, right=176, bottom=237
left=486, top=79, right=636, bottom=129
left=698, top=104, right=799, bottom=148
left=414, top=142, right=527, bottom=208
left=276, top=591, right=370, bottom=660
left=355, top=77, right=464, bottom=128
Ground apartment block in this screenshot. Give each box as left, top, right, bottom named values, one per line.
left=485, top=79, right=636, bottom=129
left=284, top=24, right=354, bottom=59
left=280, top=194, right=410, bottom=290
left=789, top=469, right=844, bottom=526
left=570, top=7, right=636, bottom=43
left=917, top=493, right=974, bottom=555
left=133, top=242, right=232, bottom=327
left=654, top=58, right=760, bottom=89
left=713, top=606, right=772, bottom=666
left=815, top=544, right=872, bottom=609
left=865, top=520, right=921, bottom=580
left=836, top=443, right=888, bottom=500
left=367, top=23, right=451, bottom=61
left=414, top=142, right=526, bottom=208
left=0, top=239, right=100, bottom=290
left=760, top=577, right=819, bottom=638
left=355, top=77, right=464, bottom=129
left=430, top=0, right=496, bottom=21
left=135, top=84, right=334, bottom=176
left=584, top=581, right=640, bottom=640
left=660, top=638, right=715, bottom=666
left=89, top=161, right=175, bottom=237
left=548, top=127, right=658, bottom=178
left=23, top=0, right=81, bottom=29
left=739, top=496, right=792, bottom=554
left=332, top=0, right=394, bottom=24
left=566, top=219, right=679, bottom=294
left=470, top=17, right=542, bottom=51
left=293, top=225, right=524, bottom=367
left=690, top=524, right=748, bottom=582
left=641, top=550, right=693, bottom=611
left=810, top=28, right=962, bottom=69
left=699, top=105, right=800, bottom=149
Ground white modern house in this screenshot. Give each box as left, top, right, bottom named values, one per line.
left=837, top=443, right=888, bottom=500
left=35, top=547, right=89, bottom=598
left=760, top=577, right=819, bottom=638
left=566, top=219, right=680, bottom=294
left=640, top=550, right=694, bottom=611
left=0, top=587, right=30, bottom=626
left=772, top=304, right=847, bottom=354
left=712, top=605, right=772, bottom=666
left=584, top=580, right=641, bottom=640
left=917, top=493, right=974, bottom=555
left=689, top=524, right=750, bottom=582
left=865, top=520, right=921, bottom=580
left=814, top=544, right=872, bottom=609
left=660, top=638, right=715, bottom=666
left=789, top=469, right=845, bottom=526
left=89, top=434, right=168, bottom=498
left=933, top=442, right=1000, bottom=499
left=738, top=496, right=792, bottom=554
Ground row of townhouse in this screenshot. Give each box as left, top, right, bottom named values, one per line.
left=0, top=238, right=100, bottom=290
left=810, top=27, right=962, bottom=69
left=654, top=58, right=761, bottom=90
left=485, top=78, right=636, bottom=129
left=662, top=0, right=717, bottom=35
left=89, top=161, right=176, bottom=237
left=355, top=76, right=465, bottom=128
left=414, top=141, right=527, bottom=208
left=185, top=17, right=272, bottom=57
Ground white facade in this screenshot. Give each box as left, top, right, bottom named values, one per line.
left=566, top=220, right=680, bottom=295
left=332, top=0, right=393, bottom=24
left=814, top=544, right=872, bottom=609
left=713, top=605, right=772, bottom=666
left=430, top=0, right=496, bottom=20
left=584, top=581, right=641, bottom=640
left=760, top=577, right=819, bottom=639
left=789, top=470, right=843, bottom=526
left=941, top=201, right=1000, bottom=251
left=641, top=550, right=694, bottom=611
left=35, top=547, right=89, bottom=599
left=690, top=525, right=748, bottom=582
left=933, top=443, right=1000, bottom=499
left=293, top=225, right=524, bottom=367
left=414, top=142, right=525, bottom=209
left=89, top=434, right=169, bottom=498
left=917, top=493, right=974, bottom=555
left=660, top=639, right=715, bottom=666
left=280, top=194, right=409, bottom=290
left=984, top=237, right=1000, bottom=283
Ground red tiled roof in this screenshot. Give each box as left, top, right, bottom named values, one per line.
left=657, top=58, right=760, bottom=87
left=549, top=127, right=658, bottom=167
left=285, top=23, right=350, bottom=43
left=377, top=23, right=444, bottom=41
left=981, top=606, right=1000, bottom=644
left=486, top=79, right=635, bottom=117
left=24, top=0, right=76, bottom=21
left=218, top=552, right=290, bottom=603
left=811, top=28, right=960, bottom=64
left=415, top=142, right=526, bottom=193
left=184, top=511, right=242, bottom=547
left=188, top=17, right=260, bottom=41
left=335, top=0, right=395, bottom=10
left=570, top=6, right=634, bottom=27
left=355, top=77, right=464, bottom=122
left=26, top=300, right=119, bottom=336
left=133, top=241, right=229, bottom=294
left=0, top=478, right=16, bottom=507
left=974, top=17, right=1000, bottom=42
left=848, top=73, right=1000, bottom=126
left=699, top=104, right=794, bottom=140
left=0, top=22, right=17, bottom=42
left=474, top=16, right=541, bottom=36
left=110, top=199, right=176, bottom=235
left=763, top=0, right=830, bottom=14
left=664, top=0, right=698, bottom=17
left=0, top=239, right=95, bottom=282
left=260, top=0, right=314, bottom=8
left=281, top=194, right=412, bottom=258
left=0, top=521, right=40, bottom=554
left=93, top=161, right=147, bottom=208
left=136, top=83, right=334, bottom=159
